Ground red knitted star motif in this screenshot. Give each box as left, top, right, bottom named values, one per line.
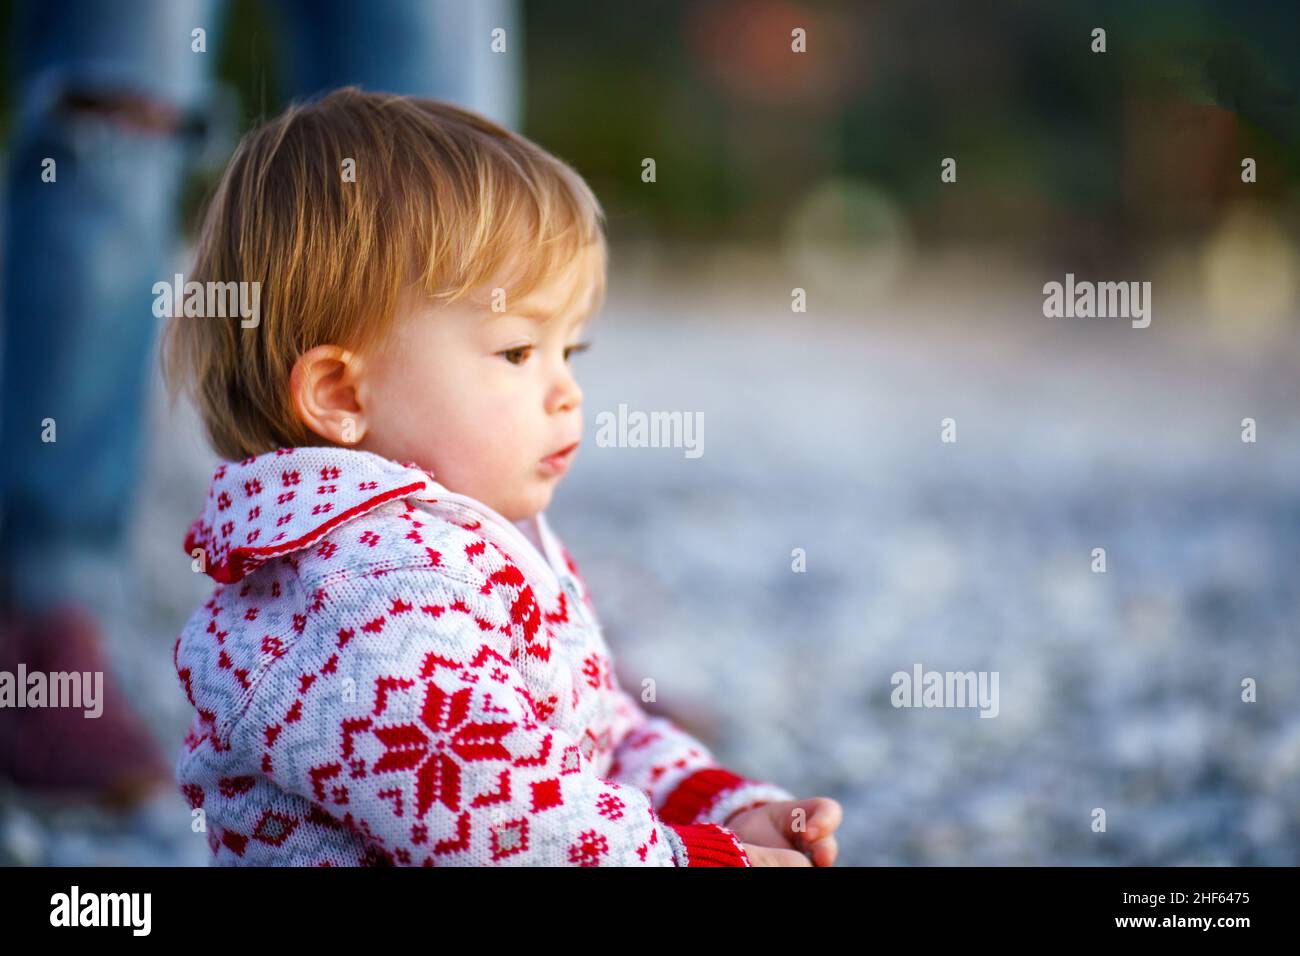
left=371, top=680, right=516, bottom=819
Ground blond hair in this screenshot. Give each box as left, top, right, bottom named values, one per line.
left=162, top=86, right=607, bottom=461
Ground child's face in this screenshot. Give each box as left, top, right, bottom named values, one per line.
left=355, top=256, right=594, bottom=522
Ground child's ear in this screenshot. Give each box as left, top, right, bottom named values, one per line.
left=289, top=345, right=368, bottom=446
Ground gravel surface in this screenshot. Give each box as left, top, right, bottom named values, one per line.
left=4, top=258, right=1297, bottom=865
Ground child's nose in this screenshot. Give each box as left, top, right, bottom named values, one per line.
left=549, top=371, right=582, bottom=414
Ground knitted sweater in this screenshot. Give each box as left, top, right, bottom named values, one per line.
left=173, top=446, right=795, bottom=866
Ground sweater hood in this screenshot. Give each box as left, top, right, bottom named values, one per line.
left=184, top=447, right=439, bottom=584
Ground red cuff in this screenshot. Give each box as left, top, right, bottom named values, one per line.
left=667, top=822, right=751, bottom=867
left=659, top=767, right=751, bottom=825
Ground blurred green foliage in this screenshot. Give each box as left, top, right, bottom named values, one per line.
left=0, top=0, right=1294, bottom=248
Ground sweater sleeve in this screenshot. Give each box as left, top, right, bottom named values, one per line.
left=604, top=683, right=798, bottom=828
left=551, top=537, right=796, bottom=829
left=237, top=566, right=751, bottom=866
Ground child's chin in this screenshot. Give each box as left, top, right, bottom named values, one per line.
left=500, top=485, right=553, bottom=522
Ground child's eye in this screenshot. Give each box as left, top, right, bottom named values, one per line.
left=500, top=345, right=533, bottom=365
left=564, top=342, right=591, bottom=362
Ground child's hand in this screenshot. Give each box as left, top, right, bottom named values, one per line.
left=725, top=797, right=842, bottom=866
left=741, top=843, right=813, bottom=866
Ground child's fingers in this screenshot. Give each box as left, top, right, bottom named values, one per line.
left=803, top=834, right=838, bottom=866
left=774, top=797, right=842, bottom=843
left=743, top=843, right=813, bottom=867
left=798, top=797, right=843, bottom=843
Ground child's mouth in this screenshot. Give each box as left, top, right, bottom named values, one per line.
left=539, top=441, right=579, bottom=475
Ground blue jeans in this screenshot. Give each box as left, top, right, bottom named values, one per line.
left=0, top=0, right=522, bottom=610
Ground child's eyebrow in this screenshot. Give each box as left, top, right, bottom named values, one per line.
left=510, top=307, right=591, bottom=330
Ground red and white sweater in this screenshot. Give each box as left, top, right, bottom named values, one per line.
left=173, top=446, right=794, bottom=866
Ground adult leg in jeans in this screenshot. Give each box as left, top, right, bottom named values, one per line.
left=0, top=0, right=226, bottom=802
left=273, top=0, right=523, bottom=130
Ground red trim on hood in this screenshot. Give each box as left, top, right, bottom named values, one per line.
left=185, top=480, right=428, bottom=584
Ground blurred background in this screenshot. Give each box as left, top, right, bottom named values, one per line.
left=0, top=0, right=1296, bottom=865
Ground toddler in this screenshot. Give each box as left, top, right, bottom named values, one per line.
left=163, top=87, right=840, bottom=866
